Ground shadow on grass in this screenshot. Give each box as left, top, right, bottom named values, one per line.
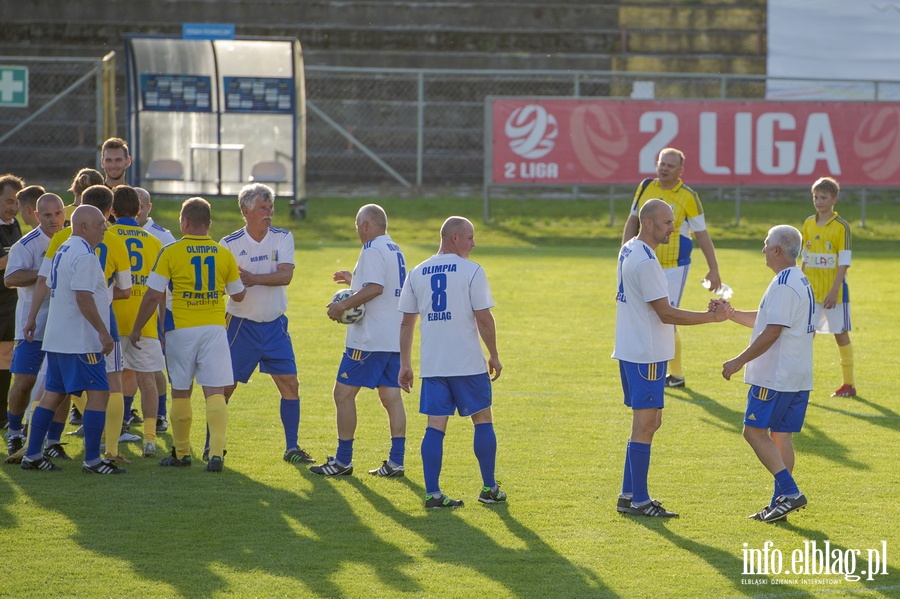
left=669, top=387, right=870, bottom=471
left=625, top=514, right=818, bottom=598
left=812, top=394, right=900, bottom=434
left=346, top=476, right=616, bottom=599
left=8, top=463, right=421, bottom=597
left=0, top=472, right=17, bottom=529
left=667, top=387, right=744, bottom=434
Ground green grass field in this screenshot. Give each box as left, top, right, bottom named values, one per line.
left=1, top=193, right=898, bottom=598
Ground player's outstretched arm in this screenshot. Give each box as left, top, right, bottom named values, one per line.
left=650, top=297, right=732, bottom=325
left=333, top=270, right=353, bottom=286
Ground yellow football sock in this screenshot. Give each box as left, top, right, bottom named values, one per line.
left=205, top=394, right=228, bottom=459
left=104, top=392, right=124, bottom=457
left=143, top=417, right=157, bottom=443
left=171, top=397, right=193, bottom=459
left=839, top=343, right=854, bottom=386
left=70, top=393, right=87, bottom=415
left=669, top=329, right=684, bottom=378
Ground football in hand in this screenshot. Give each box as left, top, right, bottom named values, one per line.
left=331, top=288, right=366, bottom=324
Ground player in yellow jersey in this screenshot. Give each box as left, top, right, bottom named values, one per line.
left=130, top=197, right=245, bottom=473
left=801, top=177, right=856, bottom=398
left=110, top=186, right=164, bottom=456
left=622, top=148, right=722, bottom=389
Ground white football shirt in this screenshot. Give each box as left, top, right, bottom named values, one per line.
left=41, top=236, right=110, bottom=354
left=346, top=234, right=406, bottom=352
left=399, top=253, right=493, bottom=377
left=744, top=266, right=815, bottom=391
left=143, top=218, right=177, bottom=246
left=612, top=238, right=674, bottom=364
left=6, top=227, right=53, bottom=340
left=221, top=226, right=294, bottom=322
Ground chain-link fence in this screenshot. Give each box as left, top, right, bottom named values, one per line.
left=0, top=54, right=114, bottom=185
left=304, top=67, right=782, bottom=186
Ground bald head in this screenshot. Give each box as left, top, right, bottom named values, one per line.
left=440, top=216, right=473, bottom=239
left=36, top=193, right=64, bottom=213
left=72, top=204, right=106, bottom=248
left=438, top=216, right=476, bottom=258
left=639, top=198, right=671, bottom=222
left=636, top=199, right=675, bottom=249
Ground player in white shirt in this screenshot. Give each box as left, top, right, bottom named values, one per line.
left=723, top=225, right=815, bottom=523
left=21, top=205, right=125, bottom=474
left=220, top=183, right=314, bottom=465
left=613, top=199, right=730, bottom=518
left=398, top=216, right=504, bottom=509
left=4, top=193, right=65, bottom=459
left=310, top=204, right=407, bottom=477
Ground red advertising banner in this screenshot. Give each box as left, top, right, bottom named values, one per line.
left=489, top=99, right=900, bottom=186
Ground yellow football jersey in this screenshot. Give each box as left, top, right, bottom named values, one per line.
left=152, top=235, right=241, bottom=329
left=45, top=224, right=131, bottom=289
left=109, top=222, right=163, bottom=336
left=801, top=212, right=852, bottom=303
left=630, top=178, right=705, bottom=269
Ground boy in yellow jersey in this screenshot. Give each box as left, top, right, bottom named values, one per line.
left=26, top=185, right=133, bottom=462
left=622, top=148, right=722, bottom=389
left=801, top=177, right=856, bottom=397
left=129, top=197, right=245, bottom=473
left=110, top=186, right=163, bottom=456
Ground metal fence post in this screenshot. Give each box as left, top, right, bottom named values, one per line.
left=417, top=70, right=424, bottom=187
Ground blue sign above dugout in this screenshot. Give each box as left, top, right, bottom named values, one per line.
left=182, top=23, right=236, bottom=40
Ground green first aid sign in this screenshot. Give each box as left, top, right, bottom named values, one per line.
left=0, top=66, right=28, bottom=107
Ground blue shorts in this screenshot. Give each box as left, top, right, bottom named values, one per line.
left=744, top=386, right=810, bottom=433
left=420, top=373, right=492, bottom=417
left=11, top=339, right=45, bottom=376
left=336, top=348, right=400, bottom=389
left=45, top=351, right=109, bottom=396
left=227, top=314, right=297, bottom=383
left=619, top=360, right=666, bottom=410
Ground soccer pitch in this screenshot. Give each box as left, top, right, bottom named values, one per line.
left=1, top=194, right=897, bottom=598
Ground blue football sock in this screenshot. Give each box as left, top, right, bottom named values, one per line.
left=473, top=422, right=497, bottom=489
left=123, top=396, right=134, bottom=420
left=629, top=442, right=652, bottom=504
left=7, top=410, right=24, bottom=434
left=389, top=436, right=406, bottom=466
left=24, top=406, right=54, bottom=460
left=421, top=427, right=445, bottom=496
left=82, top=409, right=105, bottom=463
left=770, top=479, right=782, bottom=509
left=621, top=441, right=633, bottom=497
left=280, top=398, right=300, bottom=451
left=774, top=468, right=799, bottom=497
left=336, top=438, right=354, bottom=466
left=47, top=420, right=66, bottom=444
left=157, top=394, right=168, bottom=418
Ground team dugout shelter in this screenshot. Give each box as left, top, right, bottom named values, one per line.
left=124, top=33, right=307, bottom=217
